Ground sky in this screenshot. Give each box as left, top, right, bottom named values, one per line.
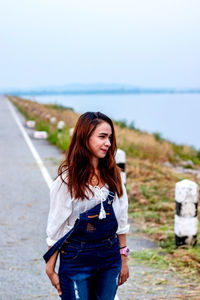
left=0, top=0, right=200, bottom=90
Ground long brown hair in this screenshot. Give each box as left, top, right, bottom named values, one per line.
left=58, top=111, right=123, bottom=199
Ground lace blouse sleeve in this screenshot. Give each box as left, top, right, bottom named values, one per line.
left=46, top=175, right=73, bottom=246
left=116, top=183, right=130, bottom=235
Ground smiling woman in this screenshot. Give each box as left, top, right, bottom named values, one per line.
left=43, top=111, right=130, bottom=300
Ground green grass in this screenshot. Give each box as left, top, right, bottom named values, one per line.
left=153, top=132, right=164, bottom=142
left=114, top=119, right=138, bottom=131
left=15, top=104, right=35, bottom=120
left=171, top=144, right=200, bottom=165
left=13, top=101, right=71, bottom=152
left=35, top=119, right=50, bottom=132
left=124, top=144, right=147, bottom=159
left=131, top=249, right=170, bottom=269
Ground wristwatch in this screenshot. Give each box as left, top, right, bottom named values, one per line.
left=120, top=246, right=130, bottom=256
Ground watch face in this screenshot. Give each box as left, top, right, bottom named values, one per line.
left=120, top=247, right=130, bottom=256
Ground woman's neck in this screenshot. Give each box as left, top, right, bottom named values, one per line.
left=91, top=156, right=99, bottom=170
left=90, top=157, right=104, bottom=187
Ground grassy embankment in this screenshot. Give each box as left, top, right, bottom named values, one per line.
left=9, top=95, right=200, bottom=287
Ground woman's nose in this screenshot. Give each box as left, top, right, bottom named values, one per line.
left=105, top=138, right=111, bottom=147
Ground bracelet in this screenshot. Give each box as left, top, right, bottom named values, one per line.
left=119, top=245, right=127, bottom=249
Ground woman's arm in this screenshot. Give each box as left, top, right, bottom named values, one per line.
left=45, top=175, right=73, bottom=295
left=46, top=175, right=73, bottom=248
left=118, top=233, right=129, bottom=285
left=116, top=183, right=130, bottom=286
left=45, top=249, right=62, bottom=296
left=118, top=233, right=127, bottom=249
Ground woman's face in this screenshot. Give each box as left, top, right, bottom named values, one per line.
left=88, top=121, right=112, bottom=159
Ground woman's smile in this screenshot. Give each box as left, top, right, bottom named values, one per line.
left=101, top=148, right=108, bottom=153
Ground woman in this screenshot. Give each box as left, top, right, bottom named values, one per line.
left=44, top=112, right=130, bottom=300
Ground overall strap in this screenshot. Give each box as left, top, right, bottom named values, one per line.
left=107, top=188, right=115, bottom=203
left=43, top=219, right=80, bottom=263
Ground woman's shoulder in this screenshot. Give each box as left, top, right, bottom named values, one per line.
left=51, top=170, right=69, bottom=192
left=113, top=183, right=127, bottom=200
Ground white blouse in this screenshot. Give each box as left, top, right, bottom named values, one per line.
left=46, top=175, right=130, bottom=246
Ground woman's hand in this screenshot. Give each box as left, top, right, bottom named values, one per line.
left=45, top=250, right=61, bottom=296
left=118, top=256, right=129, bottom=286
left=46, top=268, right=62, bottom=296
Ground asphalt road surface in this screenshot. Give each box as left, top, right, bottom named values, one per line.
left=0, top=96, right=63, bottom=299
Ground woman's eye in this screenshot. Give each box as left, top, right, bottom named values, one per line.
left=99, top=135, right=112, bottom=141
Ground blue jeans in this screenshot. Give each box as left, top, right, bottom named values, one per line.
left=58, top=234, right=121, bottom=300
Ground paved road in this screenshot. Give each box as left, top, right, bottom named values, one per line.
left=0, top=96, right=62, bottom=299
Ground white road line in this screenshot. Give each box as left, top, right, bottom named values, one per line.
left=6, top=97, right=120, bottom=300
left=6, top=98, right=53, bottom=189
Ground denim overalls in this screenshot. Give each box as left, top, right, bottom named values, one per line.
left=43, top=189, right=121, bottom=300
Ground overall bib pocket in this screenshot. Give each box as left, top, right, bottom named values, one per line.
left=60, top=244, right=81, bottom=261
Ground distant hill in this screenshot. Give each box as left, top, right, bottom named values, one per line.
left=2, top=83, right=200, bottom=96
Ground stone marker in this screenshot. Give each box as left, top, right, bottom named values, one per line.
left=57, top=120, right=65, bottom=131
left=50, top=117, right=57, bottom=124
left=175, top=179, right=199, bottom=247
left=115, top=148, right=126, bottom=185
left=69, top=127, right=74, bottom=137
left=33, top=131, right=48, bottom=139
left=25, top=120, right=35, bottom=128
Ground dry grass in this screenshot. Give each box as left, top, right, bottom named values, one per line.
left=116, top=126, right=174, bottom=162
left=9, top=95, right=79, bottom=127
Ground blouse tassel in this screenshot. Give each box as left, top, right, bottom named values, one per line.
left=93, top=185, right=106, bottom=219
left=99, top=200, right=106, bottom=219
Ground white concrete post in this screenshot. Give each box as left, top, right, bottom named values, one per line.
left=69, top=127, right=74, bottom=137
left=25, top=120, right=35, bottom=128
left=175, top=179, right=199, bottom=247
left=50, top=117, right=57, bottom=124
left=115, top=149, right=126, bottom=185
left=33, top=131, right=48, bottom=139
left=57, top=120, right=65, bottom=132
